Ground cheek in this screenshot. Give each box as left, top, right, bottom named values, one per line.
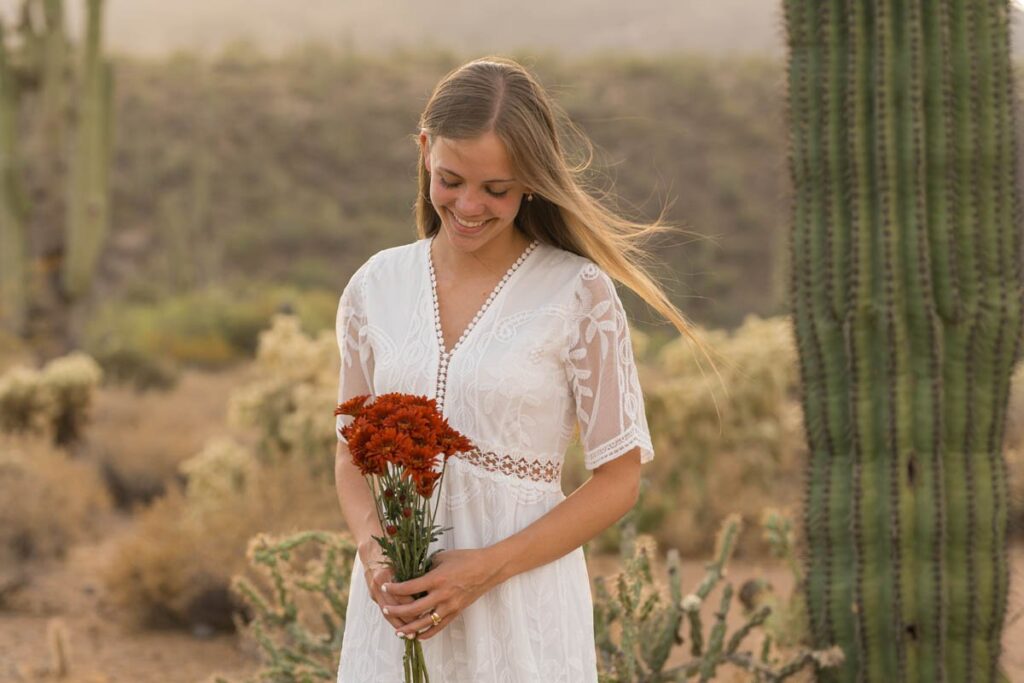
left=429, top=180, right=448, bottom=206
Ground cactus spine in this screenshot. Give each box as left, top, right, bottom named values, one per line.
left=784, top=0, right=1022, bottom=681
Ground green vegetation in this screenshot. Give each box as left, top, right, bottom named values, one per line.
left=785, top=1, right=1023, bottom=681
left=96, top=48, right=788, bottom=331
left=593, top=514, right=841, bottom=682
left=81, top=283, right=338, bottom=381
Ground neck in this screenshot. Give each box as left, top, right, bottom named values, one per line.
left=432, top=228, right=532, bottom=279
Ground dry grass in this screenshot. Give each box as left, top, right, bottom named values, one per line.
left=84, top=366, right=254, bottom=508
left=99, top=453, right=341, bottom=631
left=0, top=435, right=112, bottom=567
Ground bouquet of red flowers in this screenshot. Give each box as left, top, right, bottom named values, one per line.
left=335, top=392, right=473, bottom=683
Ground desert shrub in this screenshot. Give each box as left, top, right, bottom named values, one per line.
left=82, top=285, right=337, bottom=371
left=90, top=344, right=181, bottom=392
left=0, top=435, right=112, bottom=565
left=227, top=314, right=338, bottom=473
left=642, top=315, right=804, bottom=556
left=100, top=452, right=340, bottom=630
left=101, top=316, right=342, bottom=629
left=0, top=352, right=103, bottom=446
left=85, top=368, right=245, bottom=508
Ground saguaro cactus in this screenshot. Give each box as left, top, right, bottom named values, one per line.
left=0, top=0, right=113, bottom=358
left=0, top=21, right=28, bottom=333
left=64, top=0, right=113, bottom=299
left=784, top=1, right=1022, bottom=682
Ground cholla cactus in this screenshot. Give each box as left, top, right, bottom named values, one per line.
left=643, top=316, right=804, bottom=555
left=228, top=314, right=337, bottom=469
left=0, top=365, right=52, bottom=434
left=224, top=530, right=358, bottom=682
left=594, top=514, right=842, bottom=682
left=179, top=436, right=254, bottom=511
left=0, top=350, right=101, bottom=444
left=40, top=350, right=102, bottom=445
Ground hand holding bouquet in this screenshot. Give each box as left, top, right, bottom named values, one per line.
left=335, top=392, right=473, bottom=683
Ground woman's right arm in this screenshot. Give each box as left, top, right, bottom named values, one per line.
left=334, top=439, right=384, bottom=566
left=335, top=438, right=414, bottom=630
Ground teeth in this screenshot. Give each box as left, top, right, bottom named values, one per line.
left=451, top=211, right=488, bottom=228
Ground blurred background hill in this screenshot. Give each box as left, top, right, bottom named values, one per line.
left=0, top=0, right=1021, bottom=348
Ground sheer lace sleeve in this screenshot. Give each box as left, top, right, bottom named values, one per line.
left=563, top=264, right=654, bottom=470
left=335, top=261, right=375, bottom=442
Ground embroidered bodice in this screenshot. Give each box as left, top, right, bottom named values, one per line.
left=335, top=237, right=653, bottom=487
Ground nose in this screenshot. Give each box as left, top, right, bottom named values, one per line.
left=454, top=188, right=487, bottom=217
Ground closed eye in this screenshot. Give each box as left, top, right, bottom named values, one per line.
left=439, top=177, right=508, bottom=197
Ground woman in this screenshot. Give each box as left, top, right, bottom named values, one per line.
left=335, top=56, right=706, bottom=682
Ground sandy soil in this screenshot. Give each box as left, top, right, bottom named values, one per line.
left=1, top=514, right=1021, bottom=683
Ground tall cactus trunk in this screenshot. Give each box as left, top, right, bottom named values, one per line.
left=0, top=0, right=114, bottom=360
left=0, top=21, right=28, bottom=334
left=64, top=0, right=112, bottom=300
left=22, top=0, right=73, bottom=360
left=784, top=1, right=1022, bottom=682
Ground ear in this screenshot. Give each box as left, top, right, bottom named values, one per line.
left=418, top=131, right=431, bottom=173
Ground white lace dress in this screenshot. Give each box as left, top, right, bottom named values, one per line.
left=334, top=236, right=654, bottom=682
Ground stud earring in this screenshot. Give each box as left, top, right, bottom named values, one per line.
left=526, top=193, right=534, bottom=202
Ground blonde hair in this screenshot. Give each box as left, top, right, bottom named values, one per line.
left=413, top=56, right=724, bottom=385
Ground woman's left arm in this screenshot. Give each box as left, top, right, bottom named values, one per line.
left=384, top=447, right=641, bottom=640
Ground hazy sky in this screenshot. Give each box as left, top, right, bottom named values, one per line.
left=1, top=1, right=1021, bottom=60
left=0, top=0, right=787, bottom=58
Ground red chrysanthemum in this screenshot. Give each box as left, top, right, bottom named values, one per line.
left=335, top=394, right=371, bottom=418
left=365, top=428, right=414, bottom=466
left=409, top=467, right=442, bottom=498
left=437, top=427, right=473, bottom=460
left=334, top=392, right=473, bottom=497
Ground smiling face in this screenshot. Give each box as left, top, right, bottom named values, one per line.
left=419, top=130, right=531, bottom=257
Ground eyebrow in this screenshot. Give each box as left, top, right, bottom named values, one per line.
left=437, top=166, right=516, bottom=184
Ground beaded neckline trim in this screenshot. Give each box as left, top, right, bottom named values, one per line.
left=427, top=236, right=539, bottom=411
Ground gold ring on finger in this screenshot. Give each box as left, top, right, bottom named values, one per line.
left=429, top=609, right=441, bottom=626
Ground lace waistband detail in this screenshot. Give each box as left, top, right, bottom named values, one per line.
left=455, top=447, right=562, bottom=484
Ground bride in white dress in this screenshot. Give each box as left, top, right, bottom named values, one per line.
left=334, top=56, right=706, bottom=682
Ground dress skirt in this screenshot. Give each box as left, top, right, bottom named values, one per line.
left=336, top=455, right=599, bottom=683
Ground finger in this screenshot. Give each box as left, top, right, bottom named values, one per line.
left=370, top=590, right=408, bottom=629
left=395, top=610, right=448, bottom=643
left=387, top=595, right=438, bottom=622
left=378, top=596, right=417, bottom=626
left=404, top=611, right=452, bottom=641
left=384, top=575, right=432, bottom=597
left=375, top=578, right=415, bottom=605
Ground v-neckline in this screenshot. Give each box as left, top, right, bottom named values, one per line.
left=426, top=235, right=539, bottom=358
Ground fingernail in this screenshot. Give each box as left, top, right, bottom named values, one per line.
left=396, top=631, right=405, bottom=638
left=382, top=607, right=389, bottom=615
left=382, top=584, right=388, bottom=593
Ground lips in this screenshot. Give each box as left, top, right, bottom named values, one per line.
left=448, top=208, right=492, bottom=235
